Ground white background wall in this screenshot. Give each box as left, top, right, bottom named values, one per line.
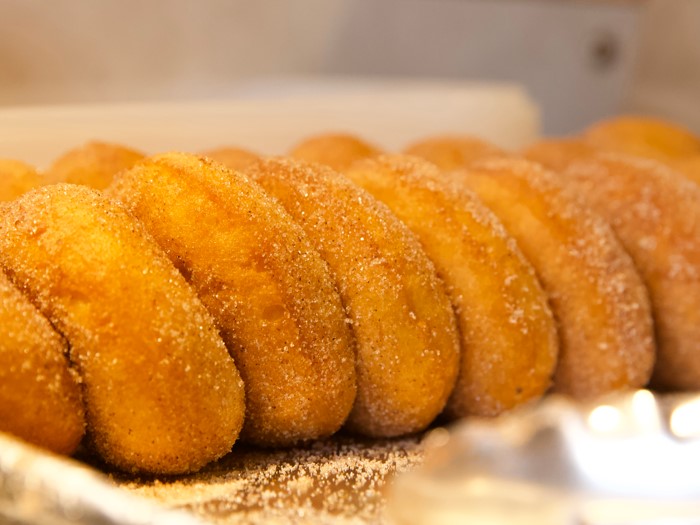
left=0, top=0, right=696, bottom=135
left=625, top=0, right=700, bottom=133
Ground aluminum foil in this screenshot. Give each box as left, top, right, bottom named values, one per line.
left=390, top=390, right=700, bottom=525
left=4, top=390, right=700, bottom=525
left=0, top=432, right=204, bottom=525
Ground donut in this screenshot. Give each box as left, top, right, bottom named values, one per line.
left=562, top=154, right=700, bottom=389
left=0, top=269, right=85, bottom=455
left=200, top=146, right=260, bottom=171
left=246, top=157, right=460, bottom=437
left=670, top=156, right=700, bottom=187
left=289, top=133, right=382, bottom=172
left=404, top=135, right=506, bottom=171
left=109, top=153, right=356, bottom=446
left=0, top=184, right=245, bottom=474
left=345, top=155, right=558, bottom=417
left=584, top=116, right=700, bottom=160
left=523, top=138, right=600, bottom=173
left=0, top=159, right=44, bottom=201
left=454, top=158, right=655, bottom=398
left=46, top=141, right=145, bottom=189
left=525, top=137, right=700, bottom=190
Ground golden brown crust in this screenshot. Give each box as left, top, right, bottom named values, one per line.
left=404, top=135, right=506, bottom=171
left=455, top=158, right=655, bottom=398
left=562, top=154, right=700, bottom=389
left=109, top=153, right=356, bottom=446
left=584, top=116, right=700, bottom=160
left=290, top=133, right=382, bottom=172
left=246, top=157, right=460, bottom=437
left=346, top=155, right=558, bottom=417
left=46, top=141, right=145, bottom=189
left=523, top=138, right=601, bottom=173
left=6, top=117, right=700, bottom=469
left=0, top=184, right=244, bottom=474
left=0, top=270, right=85, bottom=454
left=524, top=136, right=700, bottom=191
left=200, top=146, right=260, bottom=172
left=670, top=156, right=700, bottom=187
left=0, top=159, right=44, bottom=201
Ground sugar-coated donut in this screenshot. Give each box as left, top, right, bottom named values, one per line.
left=290, top=133, right=382, bottom=172
left=0, top=270, right=85, bottom=455
left=200, top=146, right=260, bottom=172
left=47, top=141, right=145, bottom=189
left=562, top=154, right=700, bottom=389
left=523, top=138, right=600, bottom=173
left=584, top=116, right=700, bottom=160
left=110, top=153, right=356, bottom=447
left=247, top=157, right=460, bottom=437
left=404, top=135, right=506, bottom=171
left=0, top=159, right=44, bottom=201
left=455, top=158, right=655, bottom=398
left=0, top=184, right=245, bottom=474
left=346, top=155, right=558, bottom=417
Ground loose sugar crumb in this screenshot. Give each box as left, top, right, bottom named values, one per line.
left=119, top=435, right=424, bottom=525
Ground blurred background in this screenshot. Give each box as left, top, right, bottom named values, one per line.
left=0, top=0, right=698, bottom=135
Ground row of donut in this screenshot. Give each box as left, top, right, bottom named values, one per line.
left=1, top=116, right=699, bottom=475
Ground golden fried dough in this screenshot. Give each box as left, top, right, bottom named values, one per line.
left=246, top=157, right=460, bottom=437
left=345, top=155, right=558, bottom=417
left=289, top=133, right=382, bottom=172
left=562, top=154, right=700, bottom=389
left=110, top=153, right=356, bottom=446
left=0, top=270, right=85, bottom=454
left=584, top=116, right=700, bottom=159
left=525, top=137, right=700, bottom=190
left=47, top=141, right=145, bottom=189
left=523, top=138, right=600, bottom=173
left=671, top=156, right=700, bottom=187
left=0, top=159, right=44, bottom=201
left=200, top=146, right=260, bottom=171
left=454, top=158, right=655, bottom=398
left=0, top=185, right=244, bottom=474
left=404, top=135, right=505, bottom=171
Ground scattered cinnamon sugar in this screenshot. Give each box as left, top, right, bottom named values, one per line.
left=119, top=435, right=425, bottom=525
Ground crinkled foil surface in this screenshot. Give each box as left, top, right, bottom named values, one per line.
left=3, top=390, right=700, bottom=525
left=0, top=433, right=203, bottom=525
left=391, top=390, right=700, bottom=525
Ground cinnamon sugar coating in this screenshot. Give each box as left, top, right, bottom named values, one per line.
left=0, top=184, right=244, bottom=474
left=47, top=141, right=145, bottom=189
left=247, top=157, right=460, bottom=437
left=563, top=154, right=700, bottom=389
left=110, top=153, right=356, bottom=447
left=0, top=270, right=85, bottom=454
left=404, top=135, right=506, bottom=171
left=0, top=159, right=44, bottom=201
left=347, top=155, right=558, bottom=417
left=290, top=133, right=382, bottom=172
left=456, top=158, right=655, bottom=398
left=584, top=116, right=700, bottom=160
left=200, top=146, right=260, bottom=172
